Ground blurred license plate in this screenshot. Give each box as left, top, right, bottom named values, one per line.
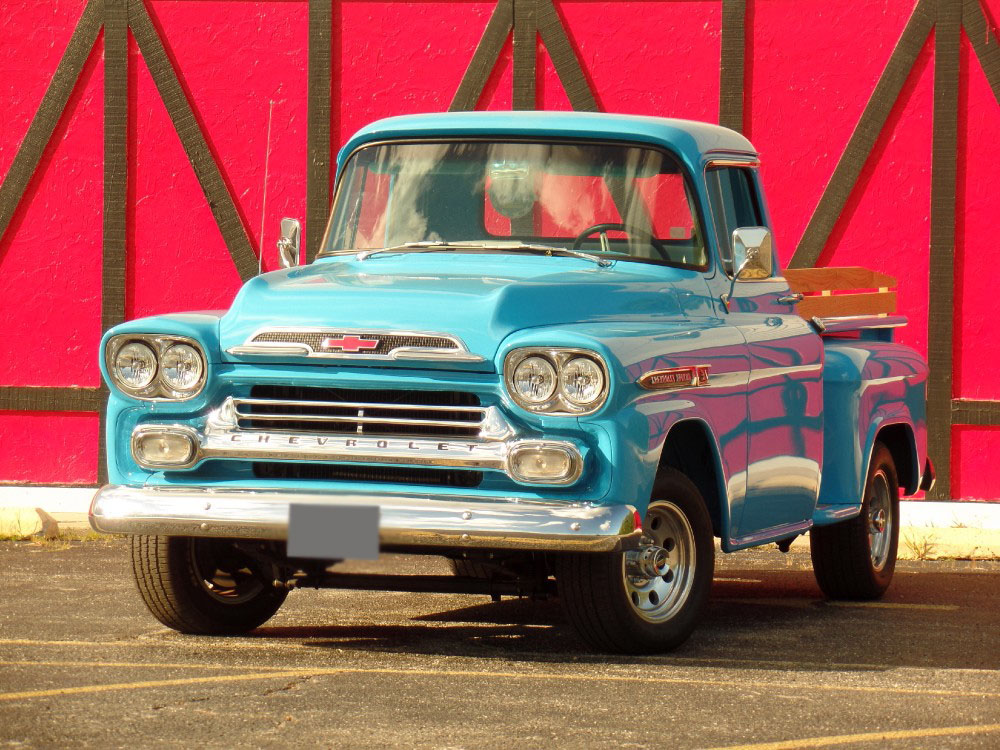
left=287, top=504, right=379, bottom=560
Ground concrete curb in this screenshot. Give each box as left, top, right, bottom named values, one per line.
left=2, top=487, right=999, bottom=558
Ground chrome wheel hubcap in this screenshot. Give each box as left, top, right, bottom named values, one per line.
left=868, top=470, right=893, bottom=571
left=623, top=501, right=696, bottom=623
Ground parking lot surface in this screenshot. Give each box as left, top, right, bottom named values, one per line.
left=1, top=539, right=998, bottom=749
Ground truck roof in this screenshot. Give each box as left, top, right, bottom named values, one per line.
left=337, top=111, right=757, bottom=175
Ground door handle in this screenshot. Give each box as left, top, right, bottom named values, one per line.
left=777, top=293, right=804, bottom=305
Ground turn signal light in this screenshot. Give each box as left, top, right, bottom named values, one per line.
left=507, top=441, right=582, bottom=485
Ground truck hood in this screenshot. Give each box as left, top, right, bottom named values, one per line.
left=219, top=254, right=701, bottom=370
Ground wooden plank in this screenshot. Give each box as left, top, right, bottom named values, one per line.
left=952, top=400, right=1000, bottom=427
left=784, top=267, right=897, bottom=294
left=789, top=0, right=934, bottom=268
left=535, top=0, right=599, bottom=112
left=0, top=0, right=101, bottom=250
left=128, top=0, right=258, bottom=282
left=926, top=0, right=960, bottom=500
left=795, top=291, right=897, bottom=319
left=963, top=0, right=1000, bottom=107
left=0, top=387, right=103, bottom=413
left=719, top=0, right=746, bottom=132
left=307, top=0, right=332, bottom=263
left=450, top=0, right=514, bottom=111
left=103, top=0, right=128, bottom=335
left=512, top=0, right=537, bottom=110
left=102, top=0, right=130, bottom=486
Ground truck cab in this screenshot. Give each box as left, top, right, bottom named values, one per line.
left=91, top=112, right=932, bottom=653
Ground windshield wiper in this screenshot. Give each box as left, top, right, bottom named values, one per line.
left=355, top=241, right=458, bottom=261
left=356, top=240, right=613, bottom=267
left=496, top=242, right=613, bottom=267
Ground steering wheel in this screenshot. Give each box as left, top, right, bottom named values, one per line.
left=571, top=222, right=667, bottom=258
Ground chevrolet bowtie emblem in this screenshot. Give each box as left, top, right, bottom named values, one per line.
left=321, top=335, right=380, bottom=353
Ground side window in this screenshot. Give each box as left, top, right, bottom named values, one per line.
left=706, top=167, right=762, bottom=275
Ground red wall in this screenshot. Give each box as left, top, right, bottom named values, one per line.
left=1, top=0, right=998, bottom=496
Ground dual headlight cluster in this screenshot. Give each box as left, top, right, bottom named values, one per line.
left=504, top=348, right=609, bottom=415
left=105, top=334, right=207, bottom=400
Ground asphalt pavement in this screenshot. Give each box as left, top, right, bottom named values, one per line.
left=1, top=539, right=999, bottom=749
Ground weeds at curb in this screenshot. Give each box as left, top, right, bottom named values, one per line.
left=902, top=531, right=939, bottom=560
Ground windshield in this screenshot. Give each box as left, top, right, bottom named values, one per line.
left=320, top=140, right=706, bottom=268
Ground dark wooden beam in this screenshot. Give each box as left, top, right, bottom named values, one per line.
left=512, top=0, right=537, bottom=110
left=128, top=0, right=258, bottom=282
left=926, top=0, right=961, bottom=500
left=0, top=0, right=101, bottom=252
left=450, top=0, right=514, bottom=111
left=719, top=0, right=746, bottom=132
left=103, top=0, right=128, bottom=335
left=963, top=0, right=1000, bottom=107
left=535, top=0, right=598, bottom=112
left=952, top=400, right=1000, bottom=427
left=0, top=388, right=103, bottom=413
left=789, top=0, right=934, bottom=268
left=306, top=0, right=332, bottom=262
left=101, top=0, right=130, bottom=485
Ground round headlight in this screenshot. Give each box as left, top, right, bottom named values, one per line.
left=560, top=357, right=605, bottom=406
left=160, top=344, right=204, bottom=392
left=113, top=342, right=157, bottom=390
left=511, top=356, right=558, bottom=404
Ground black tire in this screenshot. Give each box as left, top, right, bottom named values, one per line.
left=131, top=535, right=288, bottom=635
left=810, top=441, right=900, bottom=599
left=448, top=559, right=494, bottom=579
left=555, top=468, right=714, bottom=654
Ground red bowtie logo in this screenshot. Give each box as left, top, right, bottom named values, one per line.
left=321, top=335, right=380, bottom=353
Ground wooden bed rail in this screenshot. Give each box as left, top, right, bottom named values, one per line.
left=783, top=266, right=897, bottom=319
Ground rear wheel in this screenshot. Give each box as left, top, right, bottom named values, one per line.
left=556, top=469, right=714, bottom=653
left=810, top=442, right=900, bottom=599
left=447, top=559, right=493, bottom=579
left=131, top=536, right=288, bottom=634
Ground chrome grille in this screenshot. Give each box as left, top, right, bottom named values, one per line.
left=238, top=385, right=484, bottom=439
left=249, top=331, right=458, bottom=356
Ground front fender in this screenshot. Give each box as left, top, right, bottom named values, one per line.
left=496, top=321, right=748, bottom=531
left=100, top=312, right=226, bottom=484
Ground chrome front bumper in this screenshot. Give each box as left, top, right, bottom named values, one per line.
left=89, top=485, right=641, bottom=553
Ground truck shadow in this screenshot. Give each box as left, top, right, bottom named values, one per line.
left=250, top=567, right=1000, bottom=674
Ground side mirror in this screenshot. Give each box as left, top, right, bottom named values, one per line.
left=723, top=226, right=773, bottom=310
left=732, top=227, right=773, bottom=280
left=277, top=218, right=301, bottom=269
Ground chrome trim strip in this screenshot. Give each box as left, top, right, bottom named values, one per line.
left=232, top=397, right=487, bottom=415
left=817, top=315, right=908, bottom=333
left=227, top=345, right=311, bottom=357
left=225, top=326, right=485, bottom=362
left=131, top=399, right=582, bottom=485
left=89, top=485, right=642, bottom=553
left=706, top=158, right=761, bottom=168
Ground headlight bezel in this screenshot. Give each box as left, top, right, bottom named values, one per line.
left=105, top=334, right=208, bottom=401
left=504, top=347, right=610, bottom=416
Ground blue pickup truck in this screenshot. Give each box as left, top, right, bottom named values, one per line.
left=91, top=112, right=934, bottom=653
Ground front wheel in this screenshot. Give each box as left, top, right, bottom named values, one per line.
left=556, top=469, right=714, bottom=653
left=810, top=442, right=900, bottom=599
left=131, top=536, right=288, bottom=635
